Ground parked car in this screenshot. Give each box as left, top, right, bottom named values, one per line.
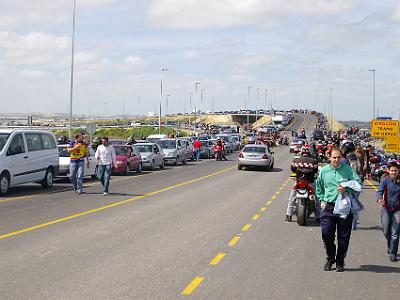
left=57, top=145, right=97, bottom=178
left=108, top=139, right=126, bottom=145
left=289, top=138, right=307, bottom=153
left=0, top=129, right=59, bottom=196
left=146, top=134, right=168, bottom=143
left=157, top=139, right=187, bottom=166
left=200, top=140, right=215, bottom=159
left=238, top=144, right=274, bottom=171
left=133, top=143, right=165, bottom=170
left=112, top=145, right=142, bottom=174
left=177, top=138, right=195, bottom=161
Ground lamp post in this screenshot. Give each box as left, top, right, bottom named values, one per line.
left=256, top=87, right=260, bottom=122
left=166, top=94, right=170, bottom=116
left=137, top=97, right=141, bottom=117
left=200, top=88, right=205, bottom=123
left=159, top=68, right=168, bottom=134
left=330, top=88, right=333, bottom=131
left=195, top=82, right=200, bottom=134
left=189, top=91, right=194, bottom=130
left=68, top=0, right=77, bottom=141
left=247, top=86, right=251, bottom=126
left=369, top=69, right=376, bottom=119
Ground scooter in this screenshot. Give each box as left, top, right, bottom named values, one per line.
left=214, top=144, right=223, bottom=161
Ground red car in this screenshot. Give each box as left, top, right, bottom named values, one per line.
left=112, top=145, right=142, bottom=174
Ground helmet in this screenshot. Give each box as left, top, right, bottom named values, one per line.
left=341, top=141, right=355, bottom=156
left=300, top=146, right=311, bottom=157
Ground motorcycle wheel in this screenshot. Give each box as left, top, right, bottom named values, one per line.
left=297, top=198, right=307, bottom=226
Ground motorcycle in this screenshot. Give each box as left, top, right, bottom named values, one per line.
left=214, top=144, right=223, bottom=161
left=295, top=175, right=316, bottom=226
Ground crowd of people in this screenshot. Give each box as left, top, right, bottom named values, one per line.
left=286, top=125, right=400, bottom=271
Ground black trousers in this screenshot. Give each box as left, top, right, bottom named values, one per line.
left=320, top=202, right=353, bottom=263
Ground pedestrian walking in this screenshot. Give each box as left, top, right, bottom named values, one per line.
left=95, top=137, right=117, bottom=195
left=376, top=162, right=400, bottom=262
left=193, top=139, right=202, bottom=161
left=67, top=133, right=90, bottom=194
left=316, top=146, right=361, bottom=272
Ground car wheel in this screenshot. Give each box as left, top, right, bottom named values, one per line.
left=270, top=160, right=274, bottom=170
left=238, top=165, right=243, bottom=170
left=150, top=161, right=155, bottom=171
left=0, top=172, right=10, bottom=196
left=182, top=158, right=187, bottom=165
left=174, top=158, right=178, bottom=166
left=160, top=160, right=165, bottom=169
left=41, top=167, right=54, bottom=189
left=137, top=163, right=142, bottom=173
left=125, top=164, right=130, bottom=175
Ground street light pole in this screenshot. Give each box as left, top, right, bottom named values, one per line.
left=195, top=82, right=200, bottom=134
left=166, top=94, right=170, bottom=116
left=159, top=68, right=168, bottom=134
left=189, top=92, right=194, bottom=130
left=256, top=87, right=260, bottom=122
left=330, top=88, right=333, bottom=131
left=68, top=0, right=77, bottom=141
left=137, top=96, right=141, bottom=117
left=247, top=86, right=251, bottom=126
left=369, top=69, right=376, bottom=119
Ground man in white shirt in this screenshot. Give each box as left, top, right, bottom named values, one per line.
left=95, top=137, right=117, bottom=195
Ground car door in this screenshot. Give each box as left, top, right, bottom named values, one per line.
left=5, top=133, right=29, bottom=185
left=86, top=147, right=97, bottom=176
left=156, top=144, right=164, bottom=165
left=24, top=132, right=46, bottom=182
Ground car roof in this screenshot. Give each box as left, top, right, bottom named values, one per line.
left=0, top=129, right=55, bottom=134
left=243, top=144, right=268, bottom=148
left=135, top=142, right=156, bottom=146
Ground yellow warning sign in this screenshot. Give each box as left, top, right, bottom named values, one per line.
left=371, top=120, right=399, bottom=138
left=386, top=136, right=400, bottom=153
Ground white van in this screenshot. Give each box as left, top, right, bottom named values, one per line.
left=146, top=134, right=168, bottom=143
left=0, top=129, right=59, bottom=196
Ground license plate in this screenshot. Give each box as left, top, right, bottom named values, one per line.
left=296, top=191, right=308, bottom=198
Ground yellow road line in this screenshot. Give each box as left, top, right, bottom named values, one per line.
left=0, top=195, right=33, bottom=203
left=275, top=191, right=280, bottom=195
left=266, top=200, right=273, bottom=205
left=366, top=180, right=378, bottom=190
left=259, top=207, right=267, bottom=212
left=242, top=223, right=252, bottom=232
left=270, top=195, right=276, bottom=200
left=209, top=253, right=226, bottom=266
left=181, top=277, right=204, bottom=295
left=228, top=235, right=241, bottom=246
left=252, top=214, right=260, bottom=221
left=0, top=166, right=236, bottom=240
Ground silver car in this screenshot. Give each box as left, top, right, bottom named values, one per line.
left=157, top=139, right=187, bottom=166
left=216, top=134, right=234, bottom=153
left=133, top=143, right=165, bottom=170
left=177, top=138, right=195, bottom=161
left=238, top=144, right=274, bottom=171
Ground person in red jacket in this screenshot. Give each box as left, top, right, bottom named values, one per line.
left=193, top=139, right=202, bottom=161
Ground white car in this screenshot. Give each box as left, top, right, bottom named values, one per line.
left=238, top=144, right=274, bottom=171
left=0, top=129, right=59, bottom=196
left=157, top=139, right=187, bottom=166
left=57, top=145, right=98, bottom=179
left=133, top=143, right=165, bottom=170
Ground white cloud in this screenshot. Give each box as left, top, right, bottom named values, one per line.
left=147, top=0, right=360, bottom=29
left=123, top=56, right=146, bottom=68
left=390, top=3, right=400, bottom=22
left=184, top=50, right=199, bottom=60
left=237, top=53, right=279, bottom=67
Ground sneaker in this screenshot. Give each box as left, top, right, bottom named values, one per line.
left=389, top=255, right=398, bottom=262
left=324, top=260, right=335, bottom=271
left=285, top=215, right=292, bottom=222
left=77, top=189, right=82, bottom=194
left=336, top=261, right=345, bottom=272
left=103, top=192, right=108, bottom=196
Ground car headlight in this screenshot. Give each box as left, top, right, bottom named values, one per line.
left=142, top=158, right=149, bottom=162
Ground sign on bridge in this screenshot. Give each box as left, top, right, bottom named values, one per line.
left=371, top=120, right=399, bottom=138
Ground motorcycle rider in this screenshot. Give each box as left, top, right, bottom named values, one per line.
left=285, top=146, right=319, bottom=222
left=214, top=138, right=227, bottom=160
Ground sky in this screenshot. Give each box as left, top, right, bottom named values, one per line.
left=0, top=0, right=400, bottom=121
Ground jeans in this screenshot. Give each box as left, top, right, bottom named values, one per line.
left=70, top=161, right=84, bottom=192
left=97, top=164, right=112, bottom=193
left=381, top=208, right=400, bottom=256
left=195, top=149, right=201, bottom=161
left=320, top=202, right=353, bottom=264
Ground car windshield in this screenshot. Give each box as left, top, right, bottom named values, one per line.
left=58, top=146, right=70, bottom=157
left=158, top=140, right=176, bottom=149
left=134, top=145, right=153, bottom=153
left=217, top=136, right=229, bottom=142
left=292, top=139, right=304, bottom=144
left=114, top=146, right=129, bottom=156
left=0, top=133, right=10, bottom=152
left=243, top=147, right=266, bottom=153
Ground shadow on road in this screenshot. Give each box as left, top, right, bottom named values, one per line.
left=82, top=192, right=144, bottom=197
left=346, top=265, right=400, bottom=273
left=270, top=167, right=283, bottom=173
left=356, top=225, right=382, bottom=231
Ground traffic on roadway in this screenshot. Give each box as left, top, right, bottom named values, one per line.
left=0, top=112, right=399, bottom=299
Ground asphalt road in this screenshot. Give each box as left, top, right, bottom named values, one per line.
left=1, top=114, right=398, bottom=300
